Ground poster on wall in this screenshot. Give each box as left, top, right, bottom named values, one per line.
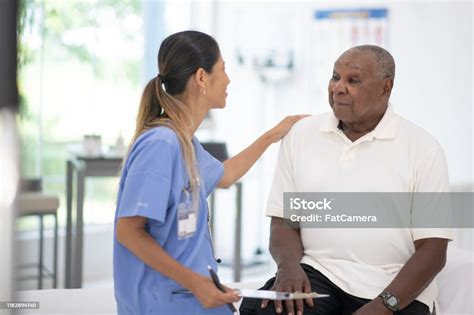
left=309, top=8, right=389, bottom=112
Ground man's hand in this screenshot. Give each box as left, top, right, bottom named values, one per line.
left=260, top=264, right=314, bottom=315
left=353, top=298, right=393, bottom=315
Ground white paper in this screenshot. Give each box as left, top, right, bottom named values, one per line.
left=237, top=289, right=329, bottom=300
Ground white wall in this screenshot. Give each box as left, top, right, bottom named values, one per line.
left=389, top=2, right=472, bottom=185
left=205, top=1, right=473, bottom=261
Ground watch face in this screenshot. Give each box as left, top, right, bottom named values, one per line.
left=387, top=296, right=398, bottom=307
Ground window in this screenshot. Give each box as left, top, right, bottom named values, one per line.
left=18, top=0, right=144, bottom=229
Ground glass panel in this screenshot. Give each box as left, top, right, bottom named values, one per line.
left=18, top=0, right=144, bottom=228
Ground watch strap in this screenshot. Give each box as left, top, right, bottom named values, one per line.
left=378, top=292, right=400, bottom=312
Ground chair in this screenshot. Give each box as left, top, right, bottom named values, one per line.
left=17, top=179, right=59, bottom=289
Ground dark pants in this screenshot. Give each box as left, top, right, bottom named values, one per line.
left=240, top=264, right=431, bottom=315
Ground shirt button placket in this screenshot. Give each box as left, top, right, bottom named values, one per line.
left=340, top=145, right=356, bottom=167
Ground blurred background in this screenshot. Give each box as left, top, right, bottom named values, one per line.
left=8, top=0, right=473, bottom=291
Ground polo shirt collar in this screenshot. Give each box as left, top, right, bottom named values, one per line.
left=320, top=103, right=400, bottom=140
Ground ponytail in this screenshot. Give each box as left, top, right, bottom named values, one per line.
left=126, top=76, right=200, bottom=193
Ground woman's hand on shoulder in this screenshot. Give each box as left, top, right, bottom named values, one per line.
left=266, top=115, right=310, bottom=144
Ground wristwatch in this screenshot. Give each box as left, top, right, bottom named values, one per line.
left=378, top=292, right=400, bottom=312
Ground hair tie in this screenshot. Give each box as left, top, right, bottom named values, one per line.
left=156, top=74, right=168, bottom=94
left=157, top=73, right=167, bottom=82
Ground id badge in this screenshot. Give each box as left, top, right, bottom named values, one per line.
left=177, top=189, right=199, bottom=240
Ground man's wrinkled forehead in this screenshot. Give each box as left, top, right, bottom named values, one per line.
left=334, top=51, right=373, bottom=72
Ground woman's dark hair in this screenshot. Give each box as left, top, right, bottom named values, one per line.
left=128, top=31, right=221, bottom=192
left=158, top=30, right=220, bottom=95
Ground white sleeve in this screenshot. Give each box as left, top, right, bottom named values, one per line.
left=266, top=132, right=296, bottom=218
left=412, top=146, right=453, bottom=241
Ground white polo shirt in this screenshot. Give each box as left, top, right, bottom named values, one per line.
left=266, top=106, right=453, bottom=311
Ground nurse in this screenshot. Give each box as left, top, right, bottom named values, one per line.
left=113, top=30, right=305, bottom=314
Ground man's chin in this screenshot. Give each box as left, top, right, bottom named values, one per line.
left=332, top=106, right=353, bottom=120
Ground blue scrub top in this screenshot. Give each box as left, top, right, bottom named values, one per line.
left=113, top=127, right=231, bottom=315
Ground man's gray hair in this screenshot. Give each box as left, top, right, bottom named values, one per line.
left=346, top=45, right=395, bottom=80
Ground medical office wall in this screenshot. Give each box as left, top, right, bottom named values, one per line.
left=200, top=1, right=473, bottom=260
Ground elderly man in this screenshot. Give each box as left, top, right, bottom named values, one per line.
left=240, top=45, right=451, bottom=315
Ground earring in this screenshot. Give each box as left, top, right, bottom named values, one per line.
left=202, top=89, right=206, bottom=96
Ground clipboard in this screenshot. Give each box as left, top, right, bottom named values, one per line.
left=237, top=289, right=329, bottom=300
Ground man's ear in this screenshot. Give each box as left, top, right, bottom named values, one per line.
left=381, top=78, right=394, bottom=98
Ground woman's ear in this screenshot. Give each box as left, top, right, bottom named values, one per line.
left=194, top=68, right=207, bottom=90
